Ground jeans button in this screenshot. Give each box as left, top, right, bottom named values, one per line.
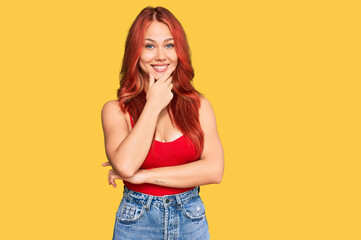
left=165, top=199, right=170, bottom=203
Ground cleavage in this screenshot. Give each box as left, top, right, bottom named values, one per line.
left=154, top=112, right=183, bottom=142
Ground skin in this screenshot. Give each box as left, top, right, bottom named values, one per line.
left=138, top=20, right=178, bottom=86
left=101, top=21, right=224, bottom=188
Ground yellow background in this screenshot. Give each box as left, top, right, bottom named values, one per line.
left=1, top=0, right=360, bottom=239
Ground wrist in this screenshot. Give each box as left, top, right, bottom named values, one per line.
left=141, top=169, right=152, bottom=184
left=144, top=169, right=166, bottom=186
left=144, top=101, right=162, bottom=115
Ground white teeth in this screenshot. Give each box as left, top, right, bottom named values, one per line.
left=153, top=65, right=168, bottom=70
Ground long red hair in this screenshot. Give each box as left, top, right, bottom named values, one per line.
left=117, top=6, right=204, bottom=157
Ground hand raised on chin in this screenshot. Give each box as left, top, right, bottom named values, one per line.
left=145, top=65, right=176, bottom=112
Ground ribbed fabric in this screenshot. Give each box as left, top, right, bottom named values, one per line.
left=123, top=112, right=200, bottom=196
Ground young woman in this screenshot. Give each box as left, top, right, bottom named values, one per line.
left=101, top=6, right=224, bottom=240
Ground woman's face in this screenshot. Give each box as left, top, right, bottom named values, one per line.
left=139, top=21, right=178, bottom=80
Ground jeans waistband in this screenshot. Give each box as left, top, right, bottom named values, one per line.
left=123, top=186, right=200, bottom=210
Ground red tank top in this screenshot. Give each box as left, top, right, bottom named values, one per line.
left=123, top=112, right=200, bottom=196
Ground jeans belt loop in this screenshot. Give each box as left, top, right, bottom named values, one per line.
left=145, top=195, right=153, bottom=211
left=175, top=194, right=182, bottom=206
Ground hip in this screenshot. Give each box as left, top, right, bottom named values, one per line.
left=112, top=186, right=210, bottom=240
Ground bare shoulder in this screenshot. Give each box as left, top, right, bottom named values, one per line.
left=198, top=95, right=218, bottom=132
left=101, top=100, right=130, bottom=156
left=101, top=100, right=127, bottom=129
left=102, top=99, right=120, bottom=112
left=198, top=96, right=223, bottom=164
left=199, top=95, right=215, bottom=119
left=102, top=100, right=124, bottom=116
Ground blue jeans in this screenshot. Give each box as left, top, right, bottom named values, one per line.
left=112, top=186, right=210, bottom=240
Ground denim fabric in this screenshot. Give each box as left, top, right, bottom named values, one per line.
left=112, top=187, right=210, bottom=240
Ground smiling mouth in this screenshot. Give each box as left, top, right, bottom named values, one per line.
left=151, top=64, right=169, bottom=73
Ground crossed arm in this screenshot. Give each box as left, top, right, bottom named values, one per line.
left=101, top=97, right=224, bottom=188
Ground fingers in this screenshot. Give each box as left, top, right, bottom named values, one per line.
left=108, top=169, right=113, bottom=186
left=102, top=162, right=110, bottom=167
left=157, top=65, right=176, bottom=83
left=109, top=169, right=116, bottom=188
left=167, top=76, right=173, bottom=85
left=149, top=73, right=155, bottom=88
left=108, top=169, right=120, bottom=188
left=167, top=79, right=173, bottom=90
left=103, top=162, right=121, bottom=188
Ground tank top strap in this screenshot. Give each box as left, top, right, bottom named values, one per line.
left=128, top=111, right=134, bottom=128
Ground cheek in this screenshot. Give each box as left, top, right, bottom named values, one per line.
left=139, top=55, right=152, bottom=72
left=139, top=53, right=153, bottom=65
left=170, top=52, right=178, bottom=63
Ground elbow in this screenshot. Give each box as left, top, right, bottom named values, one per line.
left=213, top=172, right=223, bottom=184
left=114, top=166, right=136, bottom=179
left=112, top=161, right=138, bottom=179
left=206, top=168, right=223, bottom=185
left=108, top=156, right=137, bottom=179
left=211, top=164, right=224, bottom=184
left=203, top=158, right=224, bottom=185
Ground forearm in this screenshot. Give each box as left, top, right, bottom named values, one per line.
left=142, top=159, right=223, bottom=188
left=112, top=103, right=160, bottom=177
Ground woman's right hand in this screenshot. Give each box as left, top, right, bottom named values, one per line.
left=145, top=66, right=175, bottom=112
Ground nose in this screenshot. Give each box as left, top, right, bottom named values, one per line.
left=155, top=47, right=166, bottom=61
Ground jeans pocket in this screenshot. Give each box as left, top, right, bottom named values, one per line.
left=115, top=198, right=145, bottom=224
left=181, top=196, right=206, bottom=221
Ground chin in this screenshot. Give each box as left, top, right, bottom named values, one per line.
left=153, top=72, right=165, bottom=80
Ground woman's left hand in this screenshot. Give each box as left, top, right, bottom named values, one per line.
left=102, top=162, right=147, bottom=187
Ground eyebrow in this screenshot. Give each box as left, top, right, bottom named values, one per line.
left=145, top=38, right=174, bottom=43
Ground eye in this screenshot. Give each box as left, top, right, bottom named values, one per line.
left=166, top=43, right=175, bottom=48
left=145, top=44, right=154, bottom=49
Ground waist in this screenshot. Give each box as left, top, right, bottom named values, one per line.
left=123, top=181, right=196, bottom=196
left=123, top=186, right=200, bottom=208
